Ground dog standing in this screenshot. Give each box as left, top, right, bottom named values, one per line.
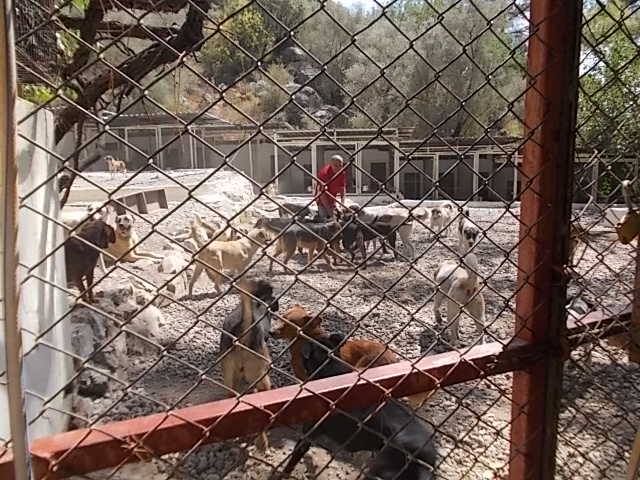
left=257, top=218, right=341, bottom=272
left=265, top=201, right=313, bottom=219
left=457, top=208, right=480, bottom=253
left=429, top=200, right=455, bottom=238
left=340, top=219, right=398, bottom=268
left=219, top=279, right=279, bottom=450
left=433, top=253, right=486, bottom=344
left=65, top=219, right=116, bottom=302
left=188, top=227, right=268, bottom=295
left=105, top=156, right=127, bottom=176
left=278, top=334, right=437, bottom=479
left=354, top=206, right=428, bottom=260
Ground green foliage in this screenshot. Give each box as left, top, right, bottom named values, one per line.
left=20, top=85, right=56, bottom=104
left=201, top=0, right=275, bottom=84
left=578, top=0, right=640, bottom=154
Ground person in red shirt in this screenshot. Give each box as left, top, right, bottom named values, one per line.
left=315, top=154, right=347, bottom=219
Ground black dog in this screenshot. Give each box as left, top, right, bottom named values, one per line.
left=278, top=334, right=437, bottom=480
left=65, top=219, right=116, bottom=302
left=341, top=220, right=398, bottom=268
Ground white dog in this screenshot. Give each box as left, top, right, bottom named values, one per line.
left=457, top=208, right=480, bottom=253
left=433, top=253, right=486, bottom=344
left=429, top=200, right=455, bottom=238
left=355, top=205, right=429, bottom=260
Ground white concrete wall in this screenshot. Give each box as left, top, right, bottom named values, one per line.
left=0, top=99, right=72, bottom=442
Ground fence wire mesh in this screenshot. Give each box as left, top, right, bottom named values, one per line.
left=1, top=0, right=638, bottom=479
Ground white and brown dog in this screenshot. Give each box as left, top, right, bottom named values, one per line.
left=457, top=207, right=481, bottom=253
left=433, top=253, right=486, bottom=345
left=101, top=213, right=163, bottom=269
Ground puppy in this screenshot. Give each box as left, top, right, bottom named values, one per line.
left=219, top=278, right=279, bottom=451
left=258, top=218, right=341, bottom=272
left=105, top=156, right=127, bottom=175
left=271, top=304, right=398, bottom=380
left=433, top=253, right=486, bottom=345
left=188, top=227, right=268, bottom=295
left=278, top=334, right=437, bottom=480
left=340, top=220, right=398, bottom=268
left=102, top=214, right=163, bottom=269
left=65, top=219, right=116, bottom=302
left=457, top=208, right=480, bottom=253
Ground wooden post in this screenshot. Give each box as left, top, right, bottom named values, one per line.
left=509, top=1, right=582, bottom=479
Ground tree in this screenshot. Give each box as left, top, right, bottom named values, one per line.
left=201, top=0, right=275, bottom=85
left=578, top=0, right=640, bottom=155
left=18, top=0, right=214, bottom=204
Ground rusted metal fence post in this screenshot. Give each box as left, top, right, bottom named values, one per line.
left=1, top=0, right=30, bottom=478
left=509, top=1, right=583, bottom=479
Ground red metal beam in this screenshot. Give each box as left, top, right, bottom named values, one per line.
left=0, top=308, right=631, bottom=480
left=510, top=1, right=583, bottom=479
left=3, top=341, right=535, bottom=479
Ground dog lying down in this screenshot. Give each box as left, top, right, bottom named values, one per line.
left=277, top=334, right=437, bottom=480
left=272, top=304, right=398, bottom=380
left=101, top=214, right=163, bottom=271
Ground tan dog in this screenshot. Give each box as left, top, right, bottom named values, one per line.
left=174, top=214, right=233, bottom=244
left=219, top=279, right=279, bottom=451
left=105, top=155, right=127, bottom=175
left=102, top=214, right=163, bottom=269
left=188, top=226, right=268, bottom=295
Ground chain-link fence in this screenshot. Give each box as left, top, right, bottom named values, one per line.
left=1, top=0, right=638, bottom=478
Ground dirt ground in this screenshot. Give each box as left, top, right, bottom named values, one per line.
left=73, top=177, right=639, bottom=480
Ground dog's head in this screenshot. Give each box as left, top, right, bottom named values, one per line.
left=239, top=278, right=279, bottom=328
left=459, top=226, right=479, bottom=252
left=248, top=228, right=269, bottom=247
left=430, top=207, right=442, bottom=220
left=84, top=220, right=116, bottom=248
left=271, top=304, right=321, bottom=340
left=115, top=214, right=134, bottom=239
left=300, top=334, right=351, bottom=379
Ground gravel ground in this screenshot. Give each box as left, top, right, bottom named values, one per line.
left=71, top=172, right=639, bottom=480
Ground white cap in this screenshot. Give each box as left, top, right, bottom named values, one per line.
left=330, top=154, right=344, bottom=163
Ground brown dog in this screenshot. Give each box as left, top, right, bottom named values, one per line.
left=272, top=304, right=398, bottom=380
left=65, top=219, right=116, bottom=302
left=219, top=278, right=279, bottom=451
